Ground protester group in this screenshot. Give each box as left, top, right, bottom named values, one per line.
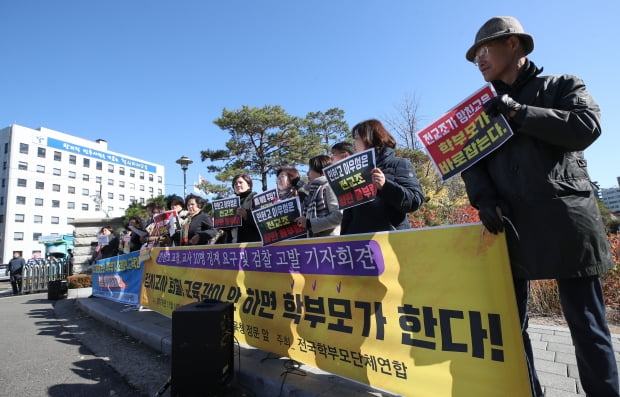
left=83, top=15, right=619, bottom=397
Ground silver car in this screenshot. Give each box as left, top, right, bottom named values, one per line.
left=0, top=263, right=9, bottom=281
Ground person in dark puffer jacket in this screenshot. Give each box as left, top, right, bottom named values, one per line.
left=340, top=119, right=424, bottom=235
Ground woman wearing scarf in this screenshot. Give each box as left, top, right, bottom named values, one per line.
left=294, top=155, right=342, bottom=237
left=176, top=194, right=218, bottom=246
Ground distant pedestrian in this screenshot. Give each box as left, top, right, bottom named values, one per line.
left=8, top=251, right=25, bottom=295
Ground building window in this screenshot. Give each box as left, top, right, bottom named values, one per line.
left=82, top=188, right=89, bottom=196
left=34, top=215, right=43, bottom=224
left=19, top=143, right=29, bottom=154
left=15, top=214, right=25, bottom=222
left=68, top=186, right=75, bottom=194
left=18, top=161, right=27, bottom=170
left=35, top=198, right=43, bottom=206
left=69, top=155, right=76, bottom=165
left=158, top=189, right=163, bottom=195
left=139, top=185, right=145, bottom=191
left=96, top=161, right=103, bottom=170
left=68, top=171, right=76, bottom=179
left=83, top=174, right=89, bottom=181
left=149, top=174, right=154, bottom=182
left=1, top=179, right=4, bottom=188
left=4, top=143, right=7, bottom=153
left=37, top=147, right=46, bottom=158
left=36, top=181, right=44, bottom=189
left=140, top=197, right=145, bottom=204
left=139, top=171, right=145, bottom=180
left=108, top=179, right=114, bottom=186
left=82, top=203, right=89, bottom=211
left=52, top=200, right=60, bottom=208
left=119, top=194, right=125, bottom=201
left=51, top=216, right=60, bottom=224
left=17, top=179, right=27, bottom=187
left=53, top=168, right=61, bottom=176
left=119, top=181, right=125, bottom=188
left=96, top=176, right=102, bottom=184
left=67, top=217, right=75, bottom=224
left=149, top=187, right=154, bottom=194
left=119, top=167, right=125, bottom=176
left=83, top=158, right=90, bottom=167
left=67, top=201, right=75, bottom=209
left=36, top=165, right=45, bottom=173
left=16, top=196, right=26, bottom=205
left=130, top=169, right=135, bottom=178
left=54, top=151, right=62, bottom=161
left=158, top=176, right=163, bottom=183
left=130, top=183, right=135, bottom=190
left=0, top=214, right=4, bottom=223
left=52, top=184, right=60, bottom=192
left=108, top=192, right=114, bottom=199
left=2, top=161, right=5, bottom=170
left=33, top=232, right=42, bottom=241
left=14, top=232, right=24, bottom=241
left=108, top=164, right=114, bottom=173
left=107, top=206, right=113, bottom=213
left=130, top=196, right=136, bottom=203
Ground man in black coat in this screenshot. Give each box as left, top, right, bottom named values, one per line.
left=462, top=16, right=618, bottom=397
left=8, top=251, right=26, bottom=295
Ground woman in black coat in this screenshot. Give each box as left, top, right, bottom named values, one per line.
left=177, top=194, right=218, bottom=246
left=230, top=174, right=261, bottom=243
left=340, top=119, right=424, bottom=235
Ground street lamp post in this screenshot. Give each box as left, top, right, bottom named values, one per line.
left=175, top=155, right=193, bottom=198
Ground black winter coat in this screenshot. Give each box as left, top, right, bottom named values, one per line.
left=462, top=61, right=613, bottom=279
left=235, top=191, right=261, bottom=243
left=341, top=147, right=424, bottom=235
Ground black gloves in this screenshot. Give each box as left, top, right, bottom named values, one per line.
left=483, top=94, right=522, bottom=118
left=478, top=204, right=504, bottom=234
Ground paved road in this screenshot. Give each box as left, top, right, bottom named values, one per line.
left=0, top=291, right=170, bottom=397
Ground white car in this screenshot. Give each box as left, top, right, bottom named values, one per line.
left=0, top=264, right=9, bottom=281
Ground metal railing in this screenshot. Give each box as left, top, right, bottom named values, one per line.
left=22, top=258, right=70, bottom=294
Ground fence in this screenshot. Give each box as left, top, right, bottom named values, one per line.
left=22, top=258, right=70, bottom=294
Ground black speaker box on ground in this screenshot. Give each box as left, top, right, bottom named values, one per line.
left=171, top=299, right=234, bottom=397
left=47, top=279, right=68, bottom=300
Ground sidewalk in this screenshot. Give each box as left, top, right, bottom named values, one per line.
left=35, top=288, right=620, bottom=396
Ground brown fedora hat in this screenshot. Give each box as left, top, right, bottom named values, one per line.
left=466, top=16, right=534, bottom=62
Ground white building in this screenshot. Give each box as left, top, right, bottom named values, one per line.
left=0, top=124, right=165, bottom=263
left=600, top=187, right=620, bottom=214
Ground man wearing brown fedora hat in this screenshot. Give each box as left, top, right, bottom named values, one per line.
left=461, top=16, right=619, bottom=397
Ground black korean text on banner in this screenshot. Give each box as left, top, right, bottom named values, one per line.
left=213, top=196, right=242, bottom=228
left=252, top=197, right=306, bottom=245
left=252, top=188, right=279, bottom=209
left=416, top=84, right=514, bottom=181
left=323, top=148, right=376, bottom=210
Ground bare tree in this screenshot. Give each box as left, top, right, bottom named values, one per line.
left=384, top=94, right=425, bottom=151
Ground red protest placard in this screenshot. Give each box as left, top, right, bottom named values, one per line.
left=417, top=84, right=514, bottom=180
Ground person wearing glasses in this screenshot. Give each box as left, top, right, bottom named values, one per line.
left=330, top=141, right=354, bottom=162
left=176, top=194, right=218, bottom=246
left=462, top=16, right=618, bottom=397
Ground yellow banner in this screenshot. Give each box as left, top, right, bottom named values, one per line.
left=140, top=224, right=530, bottom=396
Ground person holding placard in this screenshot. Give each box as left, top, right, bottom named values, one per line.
left=340, top=119, right=424, bottom=234
left=229, top=173, right=261, bottom=243
left=462, top=16, right=617, bottom=397
left=295, top=155, right=342, bottom=237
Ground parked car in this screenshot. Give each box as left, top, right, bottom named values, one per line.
left=0, top=263, right=8, bottom=281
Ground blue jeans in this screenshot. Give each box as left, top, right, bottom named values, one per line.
left=514, top=276, right=619, bottom=397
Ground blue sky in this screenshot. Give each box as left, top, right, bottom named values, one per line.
left=2, top=1, right=619, bottom=195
